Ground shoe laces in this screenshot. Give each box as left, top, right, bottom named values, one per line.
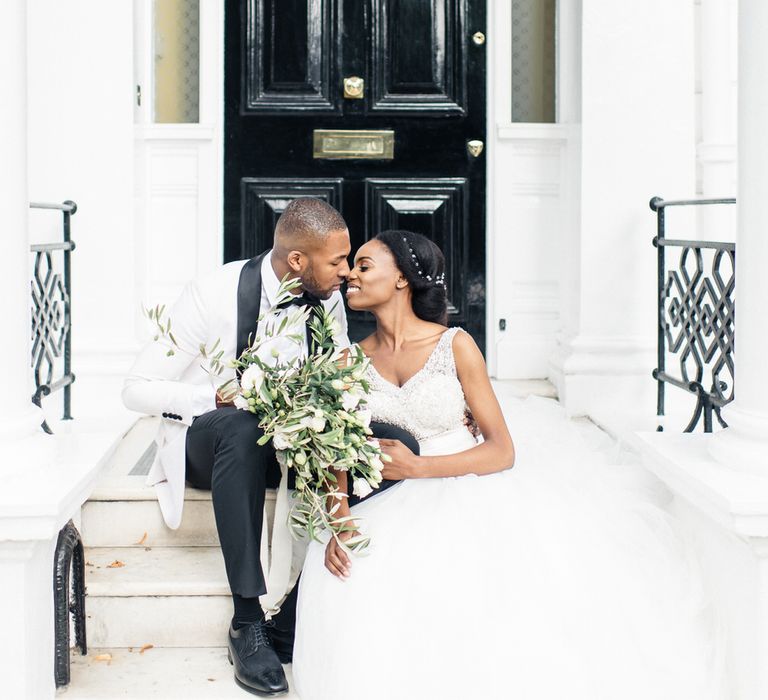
left=243, top=620, right=274, bottom=657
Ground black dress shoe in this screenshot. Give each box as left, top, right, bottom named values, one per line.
left=228, top=621, right=288, bottom=696
left=268, top=623, right=294, bottom=664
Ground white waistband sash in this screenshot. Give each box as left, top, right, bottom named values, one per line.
left=418, top=426, right=478, bottom=457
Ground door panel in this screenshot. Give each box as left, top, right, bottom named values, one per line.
left=365, top=178, right=467, bottom=319
left=225, top=0, right=486, bottom=350
left=241, top=178, right=344, bottom=255
left=243, top=0, right=340, bottom=112
left=370, top=0, right=466, bottom=113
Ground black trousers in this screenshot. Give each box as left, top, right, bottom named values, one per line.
left=185, top=407, right=419, bottom=622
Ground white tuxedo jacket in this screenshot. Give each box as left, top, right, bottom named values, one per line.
left=122, top=254, right=349, bottom=529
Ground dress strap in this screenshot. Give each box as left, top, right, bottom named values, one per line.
left=429, top=327, right=464, bottom=376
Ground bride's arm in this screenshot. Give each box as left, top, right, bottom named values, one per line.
left=323, top=468, right=355, bottom=578
left=380, top=331, right=515, bottom=478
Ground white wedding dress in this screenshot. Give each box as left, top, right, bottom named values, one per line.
left=293, top=328, right=727, bottom=700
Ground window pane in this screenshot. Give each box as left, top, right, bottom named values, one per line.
left=154, top=0, right=200, bottom=123
left=511, top=0, right=556, bottom=123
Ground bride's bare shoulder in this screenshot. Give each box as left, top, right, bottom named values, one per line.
left=451, top=328, right=485, bottom=368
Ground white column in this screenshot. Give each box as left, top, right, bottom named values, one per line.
left=698, top=0, right=737, bottom=241
left=0, top=0, right=43, bottom=439
left=710, top=0, right=768, bottom=473
left=550, top=0, right=696, bottom=419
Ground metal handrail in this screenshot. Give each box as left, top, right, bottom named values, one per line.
left=649, top=195, right=736, bottom=433
left=29, top=201, right=78, bottom=213
left=650, top=196, right=736, bottom=209
left=30, top=200, right=77, bottom=433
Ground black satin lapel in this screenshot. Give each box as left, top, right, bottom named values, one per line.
left=236, top=251, right=269, bottom=359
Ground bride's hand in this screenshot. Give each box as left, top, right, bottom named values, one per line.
left=379, top=439, right=419, bottom=479
left=325, top=530, right=357, bottom=579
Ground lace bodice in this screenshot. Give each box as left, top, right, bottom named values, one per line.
left=364, top=327, right=469, bottom=441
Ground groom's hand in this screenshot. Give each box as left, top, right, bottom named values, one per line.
left=379, top=439, right=419, bottom=480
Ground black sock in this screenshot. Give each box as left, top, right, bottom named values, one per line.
left=232, top=594, right=264, bottom=629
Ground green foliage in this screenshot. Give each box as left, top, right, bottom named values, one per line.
left=229, top=281, right=384, bottom=553
left=144, top=276, right=385, bottom=554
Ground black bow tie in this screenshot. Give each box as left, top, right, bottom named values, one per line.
left=276, top=291, right=322, bottom=311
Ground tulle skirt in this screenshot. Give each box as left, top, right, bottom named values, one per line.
left=292, top=396, right=727, bottom=700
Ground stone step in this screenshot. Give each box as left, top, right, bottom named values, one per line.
left=85, top=546, right=232, bottom=648
left=66, top=647, right=298, bottom=699
left=81, top=415, right=275, bottom=547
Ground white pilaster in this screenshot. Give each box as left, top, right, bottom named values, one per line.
left=698, top=0, right=737, bottom=240
left=0, top=0, right=43, bottom=439
left=709, top=0, right=768, bottom=473
left=0, top=541, right=55, bottom=700
left=550, top=0, right=696, bottom=419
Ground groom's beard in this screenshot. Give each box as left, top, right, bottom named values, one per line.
left=301, top=264, right=334, bottom=300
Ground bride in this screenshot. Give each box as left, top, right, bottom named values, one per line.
left=292, top=231, right=725, bottom=700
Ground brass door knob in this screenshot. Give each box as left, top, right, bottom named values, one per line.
left=472, top=31, right=486, bottom=45
left=343, top=76, right=365, bottom=99
left=467, top=140, right=484, bottom=157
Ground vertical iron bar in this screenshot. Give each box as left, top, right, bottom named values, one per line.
left=703, top=396, right=713, bottom=433
left=62, top=201, right=73, bottom=420
left=656, top=201, right=666, bottom=426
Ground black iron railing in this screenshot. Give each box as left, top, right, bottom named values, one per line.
left=649, top=196, right=736, bottom=432
left=30, top=200, right=76, bottom=434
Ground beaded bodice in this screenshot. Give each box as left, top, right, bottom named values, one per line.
left=364, top=327, right=468, bottom=441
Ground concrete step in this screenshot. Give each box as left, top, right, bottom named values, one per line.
left=82, top=415, right=275, bottom=547
left=66, top=647, right=298, bottom=699
left=85, top=546, right=232, bottom=648
left=82, top=497, right=220, bottom=548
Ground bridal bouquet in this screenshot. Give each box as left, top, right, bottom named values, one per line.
left=147, top=278, right=385, bottom=552
left=228, top=284, right=384, bottom=551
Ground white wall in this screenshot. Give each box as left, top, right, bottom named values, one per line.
left=549, top=0, right=697, bottom=420
left=27, top=0, right=137, bottom=378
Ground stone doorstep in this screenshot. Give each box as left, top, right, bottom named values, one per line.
left=85, top=546, right=229, bottom=597
left=65, top=647, right=298, bottom=699
left=84, top=546, right=231, bottom=648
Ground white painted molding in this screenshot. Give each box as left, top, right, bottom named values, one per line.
left=496, top=123, right=572, bottom=141
left=134, top=124, right=216, bottom=141
left=697, top=142, right=737, bottom=163
left=503, top=182, right=561, bottom=197
left=558, top=335, right=654, bottom=375
left=636, top=431, right=768, bottom=538
left=0, top=427, right=130, bottom=541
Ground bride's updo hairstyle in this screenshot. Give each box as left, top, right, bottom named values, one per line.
left=375, top=230, right=448, bottom=325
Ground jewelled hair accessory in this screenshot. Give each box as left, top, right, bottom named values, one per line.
left=402, top=235, right=445, bottom=287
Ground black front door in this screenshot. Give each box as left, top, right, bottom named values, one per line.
left=224, top=0, right=487, bottom=349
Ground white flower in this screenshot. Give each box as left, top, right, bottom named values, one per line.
left=273, top=432, right=292, bottom=450
left=353, top=407, right=372, bottom=428
left=352, top=478, right=373, bottom=499
left=328, top=316, right=342, bottom=337
left=234, top=394, right=250, bottom=410
left=368, top=453, right=384, bottom=471
left=301, top=414, right=326, bottom=432
left=240, top=364, right=265, bottom=393
left=341, top=388, right=364, bottom=411
left=331, top=379, right=345, bottom=391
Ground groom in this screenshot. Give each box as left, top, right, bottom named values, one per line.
left=123, top=198, right=417, bottom=696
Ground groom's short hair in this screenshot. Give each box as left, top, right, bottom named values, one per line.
left=274, top=198, right=347, bottom=249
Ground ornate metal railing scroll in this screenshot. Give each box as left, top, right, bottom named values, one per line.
left=30, top=200, right=77, bottom=434
left=53, top=520, right=87, bottom=688
left=649, top=196, right=736, bottom=433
